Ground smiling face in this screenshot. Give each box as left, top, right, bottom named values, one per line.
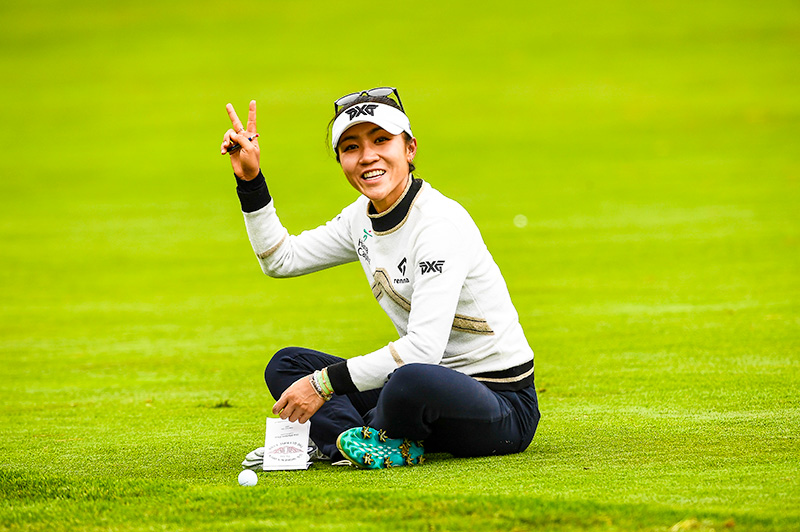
left=337, top=122, right=417, bottom=213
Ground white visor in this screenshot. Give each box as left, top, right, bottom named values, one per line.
left=331, top=102, right=413, bottom=150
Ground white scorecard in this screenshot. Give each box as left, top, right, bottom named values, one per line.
left=262, top=418, right=312, bottom=471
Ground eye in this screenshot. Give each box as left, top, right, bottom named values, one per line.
left=375, top=136, right=390, bottom=144
left=341, top=143, right=358, bottom=152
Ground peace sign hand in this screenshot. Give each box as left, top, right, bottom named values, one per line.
left=221, top=100, right=260, bottom=181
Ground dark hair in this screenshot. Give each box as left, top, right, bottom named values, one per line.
left=327, top=94, right=417, bottom=174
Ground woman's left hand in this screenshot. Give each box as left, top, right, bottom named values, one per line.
left=272, top=376, right=325, bottom=423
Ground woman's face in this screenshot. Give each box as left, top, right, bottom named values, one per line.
left=337, top=122, right=417, bottom=213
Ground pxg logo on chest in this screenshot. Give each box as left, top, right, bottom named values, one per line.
left=346, top=104, right=379, bottom=121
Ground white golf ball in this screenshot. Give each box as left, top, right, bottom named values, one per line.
left=238, top=469, right=258, bottom=487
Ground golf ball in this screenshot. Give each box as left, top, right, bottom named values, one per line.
left=238, top=469, right=258, bottom=487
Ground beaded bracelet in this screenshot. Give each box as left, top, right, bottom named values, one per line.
left=314, top=370, right=333, bottom=400
left=308, top=374, right=329, bottom=401
left=310, top=371, right=332, bottom=401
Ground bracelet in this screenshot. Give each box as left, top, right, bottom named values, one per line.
left=308, top=375, right=328, bottom=401
left=314, top=370, right=334, bottom=400
left=318, top=368, right=335, bottom=397
left=309, top=372, right=331, bottom=402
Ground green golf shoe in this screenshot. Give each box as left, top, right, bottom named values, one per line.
left=336, top=426, right=425, bottom=469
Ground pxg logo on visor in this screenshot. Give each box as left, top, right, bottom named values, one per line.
left=345, top=104, right=379, bottom=121
left=330, top=99, right=413, bottom=150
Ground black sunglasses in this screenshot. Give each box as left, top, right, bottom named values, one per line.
left=334, top=87, right=405, bottom=114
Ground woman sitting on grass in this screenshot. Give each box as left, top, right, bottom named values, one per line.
left=221, top=87, right=540, bottom=469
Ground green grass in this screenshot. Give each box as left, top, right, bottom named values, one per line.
left=1, top=0, right=798, bottom=530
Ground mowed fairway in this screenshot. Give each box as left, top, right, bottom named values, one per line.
left=1, top=1, right=798, bottom=530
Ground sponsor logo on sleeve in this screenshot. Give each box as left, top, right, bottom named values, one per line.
left=357, top=239, right=370, bottom=263
left=419, top=260, right=445, bottom=275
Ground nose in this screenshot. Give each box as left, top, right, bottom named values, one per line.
left=359, top=144, right=380, bottom=165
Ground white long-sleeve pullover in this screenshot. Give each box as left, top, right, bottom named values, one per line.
left=238, top=174, right=535, bottom=394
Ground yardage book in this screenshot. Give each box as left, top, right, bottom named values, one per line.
left=263, top=418, right=312, bottom=470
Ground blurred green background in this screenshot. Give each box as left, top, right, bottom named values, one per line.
left=1, top=0, right=798, bottom=530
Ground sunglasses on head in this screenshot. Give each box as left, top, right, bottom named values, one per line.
left=334, top=87, right=405, bottom=114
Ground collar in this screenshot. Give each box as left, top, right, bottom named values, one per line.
left=367, top=176, right=424, bottom=234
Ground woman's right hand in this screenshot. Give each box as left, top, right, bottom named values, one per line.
left=272, top=376, right=325, bottom=424
left=221, top=100, right=260, bottom=180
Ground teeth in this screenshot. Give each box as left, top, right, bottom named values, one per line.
left=363, top=170, right=385, bottom=179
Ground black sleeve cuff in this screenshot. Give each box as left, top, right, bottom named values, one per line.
left=235, top=170, right=271, bottom=213
left=327, top=361, right=358, bottom=395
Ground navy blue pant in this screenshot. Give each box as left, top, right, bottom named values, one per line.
left=265, top=347, right=540, bottom=462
